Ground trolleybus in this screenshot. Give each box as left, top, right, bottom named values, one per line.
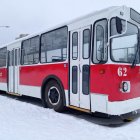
left=0, top=6, right=140, bottom=116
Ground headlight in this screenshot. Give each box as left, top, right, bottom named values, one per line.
left=122, top=82, right=128, bottom=92
left=121, top=81, right=130, bottom=93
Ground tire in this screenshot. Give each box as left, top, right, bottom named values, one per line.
left=44, top=80, right=65, bottom=112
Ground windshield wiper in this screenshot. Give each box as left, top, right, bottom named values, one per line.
left=98, top=60, right=106, bottom=64
left=131, top=48, right=138, bottom=68
left=131, top=35, right=140, bottom=68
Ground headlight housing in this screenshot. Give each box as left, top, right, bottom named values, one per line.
left=121, top=81, right=130, bottom=93
left=122, top=82, right=128, bottom=92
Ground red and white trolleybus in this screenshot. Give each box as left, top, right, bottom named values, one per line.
left=0, top=6, right=140, bottom=116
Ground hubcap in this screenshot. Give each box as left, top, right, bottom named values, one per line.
left=48, top=86, right=60, bottom=105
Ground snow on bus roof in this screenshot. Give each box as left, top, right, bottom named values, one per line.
left=0, top=6, right=126, bottom=48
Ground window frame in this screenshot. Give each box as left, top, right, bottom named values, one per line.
left=110, top=17, right=139, bottom=64
left=21, top=35, right=40, bottom=65
left=40, top=26, right=68, bottom=64
left=92, top=18, right=108, bottom=64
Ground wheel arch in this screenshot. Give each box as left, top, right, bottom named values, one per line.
left=41, top=75, right=66, bottom=106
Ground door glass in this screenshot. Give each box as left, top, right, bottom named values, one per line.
left=15, top=49, right=18, bottom=66
left=72, top=32, right=78, bottom=60
left=93, top=19, right=108, bottom=63
left=72, top=66, right=78, bottom=94
left=9, top=51, right=12, bottom=66
left=18, top=49, right=20, bottom=65
left=12, top=50, right=14, bottom=66
left=83, top=29, right=90, bottom=59
left=8, top=51, right=10, bottom=66
left=96, top=25, right=104, bottom=61
left=82, top=65, right=90, bottom=95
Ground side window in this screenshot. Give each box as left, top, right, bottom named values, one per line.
left=93, top=19, right=108, bottom=63
left=83, top=29, right=90, bottom=59
left=22, top=40, right=30, bottom=65
left=110, top=18, right=125, bottom=36
left=21, top=36, right=40, bottom=65
left=30, top=37, right=40, bottom=64
left=0, top=47, right=7, bottom=67
left=72, top=32, right=78, bottom=60
left=41, top=26, right=68, bottom=63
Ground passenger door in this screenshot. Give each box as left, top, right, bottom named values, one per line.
left=69, top=26, right=91, bottom=110
left=8, top=48, right=20, bottom=93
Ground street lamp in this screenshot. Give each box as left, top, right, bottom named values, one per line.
left=0, top=26, right=10, bottom=45
left=0, top=26, right=10, bottom=28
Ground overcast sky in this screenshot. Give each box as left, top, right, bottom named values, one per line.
left=0, top=0, right=139, bottom=45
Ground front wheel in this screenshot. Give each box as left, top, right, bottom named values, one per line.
left=44, top=80, right=65, bottom=112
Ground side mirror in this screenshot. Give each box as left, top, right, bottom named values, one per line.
left=116, top=17, right=123, bottom=34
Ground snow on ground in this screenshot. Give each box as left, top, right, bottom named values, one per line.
left=0, top=93, right=139, bottom=140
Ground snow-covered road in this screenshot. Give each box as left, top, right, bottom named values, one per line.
left=0, top=93, right=139, bottom=140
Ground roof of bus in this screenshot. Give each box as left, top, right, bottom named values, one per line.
left=0, top=5, right=128, bottom=48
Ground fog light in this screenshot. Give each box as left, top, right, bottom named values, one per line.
left=122, top=82, right=128, bottom=92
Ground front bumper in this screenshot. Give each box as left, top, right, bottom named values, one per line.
left=91, top=93, right=140, bottom=115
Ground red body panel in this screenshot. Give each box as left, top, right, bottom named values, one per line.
left=20, top=63, right=68, bottom=89
left=1, top=63, right=140, bottom=103
left=90, top=64, right=140, bottom=102
left=0, top=68, right=7, bottom=83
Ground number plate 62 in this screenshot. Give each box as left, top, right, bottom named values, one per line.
left=118, top=67, right=127, bottom=77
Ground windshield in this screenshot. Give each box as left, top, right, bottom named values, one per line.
left=110, top=18, right=139, bottom=63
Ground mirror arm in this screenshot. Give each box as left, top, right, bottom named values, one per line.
left=109, top=20, right=128, bottom=40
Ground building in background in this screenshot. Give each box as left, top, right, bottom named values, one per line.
left=15, top=34, right=29, bottom=40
